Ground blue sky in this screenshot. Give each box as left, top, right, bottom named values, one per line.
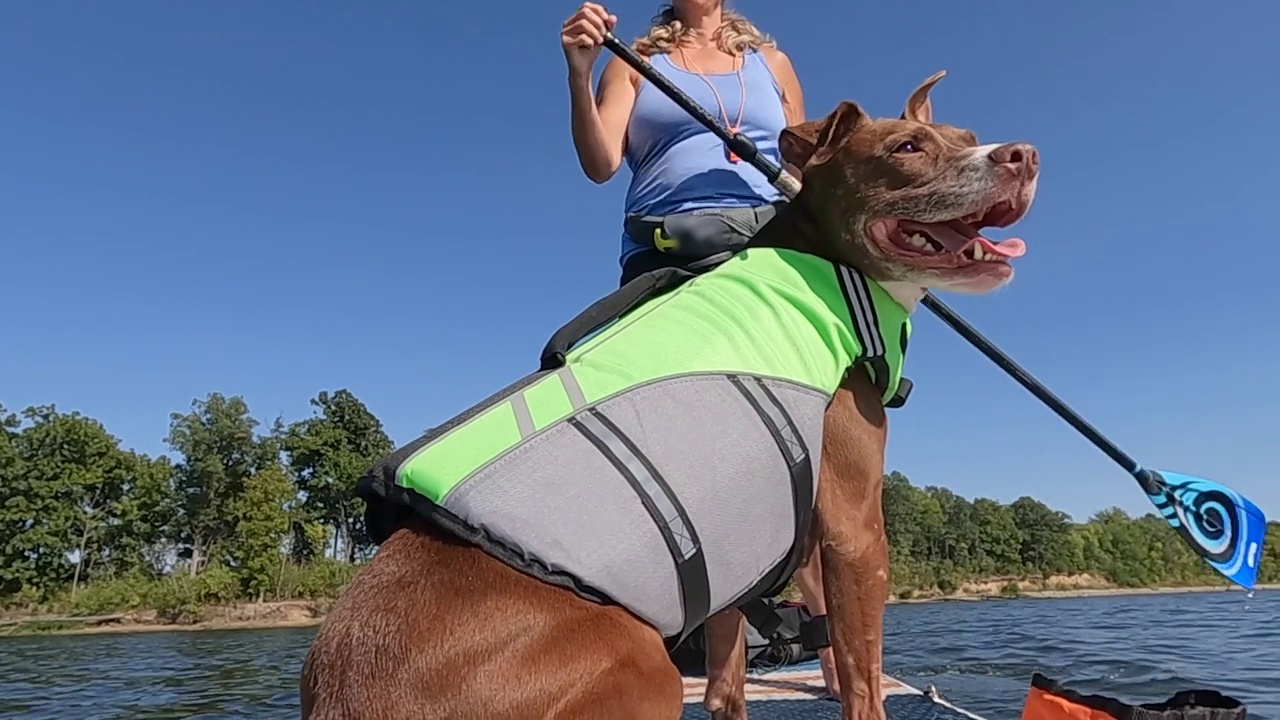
left=3, top=1, right=1277, bottom=523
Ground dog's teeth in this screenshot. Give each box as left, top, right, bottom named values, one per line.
left=908, top=233, right=930, bottom=250
left=972, top=245, right=986, bottom=261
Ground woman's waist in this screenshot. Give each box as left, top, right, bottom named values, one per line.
left=622, top=163, right=781, bottom=220
left=623, top=191, right=779, bottom=220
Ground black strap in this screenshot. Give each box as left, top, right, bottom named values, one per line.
left=728, top=375, right=815, bottom=603
left=539, top=267, right=696, bottom=371
left=569, top=409, right=710, bottom=646
left=739, top=597, right=784, bottom=639
left=740, top=602, right=829, bottom=652
left=798, top=615, right=830, bottom=651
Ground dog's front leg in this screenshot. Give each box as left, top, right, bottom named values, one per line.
left=817, top=380, right=890, bottom=720
left=702, top=608, right=748, bottom=720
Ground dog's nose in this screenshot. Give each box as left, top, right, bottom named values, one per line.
left=989, top=142, right=1039, bottom=175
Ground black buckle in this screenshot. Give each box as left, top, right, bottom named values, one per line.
left=885, top=376, right=913, bottom=409
left=739, top=598, right=784, bottom=639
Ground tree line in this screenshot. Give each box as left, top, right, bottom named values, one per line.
left=1, top=390, right=1276, bottom=619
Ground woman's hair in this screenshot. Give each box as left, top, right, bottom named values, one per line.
left=633, top=4, right=776, bottom=56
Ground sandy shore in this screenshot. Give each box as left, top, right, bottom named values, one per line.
left=0, top=601, right=329, bottom=637
left=3, top=583, right=1273, bottom=637
left=40, top=616, right=327, bottom=636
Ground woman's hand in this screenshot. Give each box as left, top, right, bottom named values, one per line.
left=818, top=646, right=841, bottom=697
left=560, top=2, right=618, bottom=78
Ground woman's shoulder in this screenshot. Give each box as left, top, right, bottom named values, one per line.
left=600, top=52, right=645, bottom=89
left=755, top=46, right=795, bottom=74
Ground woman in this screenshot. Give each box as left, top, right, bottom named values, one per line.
left=559, top=0, right=841, bottom=696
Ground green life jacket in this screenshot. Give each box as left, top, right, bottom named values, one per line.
left=358, top=247, right=912, bottom=644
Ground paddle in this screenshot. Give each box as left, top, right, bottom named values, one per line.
left=600, top=32, right=1269, bottom=589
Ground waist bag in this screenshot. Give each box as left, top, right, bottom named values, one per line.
left=624, top=203, right=783, bottom=270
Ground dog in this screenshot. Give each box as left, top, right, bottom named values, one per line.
left=298, top=71, right=1038, bottom=720
left=698, top=70, right=1038, bottom=720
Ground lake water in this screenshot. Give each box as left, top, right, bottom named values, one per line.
left=1, top=590, right=1275, bottom=719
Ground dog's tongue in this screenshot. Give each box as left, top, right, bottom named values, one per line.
left=900, top=219, right=1027, bottom=258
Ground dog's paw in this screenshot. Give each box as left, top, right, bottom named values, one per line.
left=704, top=689, right=747, bottom=720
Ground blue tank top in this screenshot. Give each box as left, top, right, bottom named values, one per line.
left=620, top=50, right=787, bottom=265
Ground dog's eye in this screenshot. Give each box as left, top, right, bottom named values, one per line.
left=893, top=141, right=922, bottom=154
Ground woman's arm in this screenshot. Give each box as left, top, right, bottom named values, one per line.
left=761, top=47, right=806, bottom=125
left=568, top=56, right=638, bottom=184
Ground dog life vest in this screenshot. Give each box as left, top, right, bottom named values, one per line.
left=357, top=247, right=911, bottom=642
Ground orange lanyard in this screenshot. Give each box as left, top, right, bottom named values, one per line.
left=678, top=46, right=747, bottom=163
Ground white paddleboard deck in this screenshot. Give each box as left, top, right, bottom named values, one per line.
left=681, top=663, right=986, bottom=720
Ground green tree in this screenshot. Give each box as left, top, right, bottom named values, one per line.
left=0, top=403, right=47, bottom=599
left=4, top=390, right=1276, bottom=617
left=96, top=452, right=178, bottom=580
left=927, top=486, right=979, bottom=573
left=1260, top=522, right=1280, bottom=584
left=0, top=406, right=150, bottom=598
left=165, top=393, right=279, bottom=575
left=969, top=498, right=1023, bottom=576
left=1008, top=496, right=1077, bottom=576
left=226, top=460, right=295, bottom=599
left=281, top=389, right=393, bottom=562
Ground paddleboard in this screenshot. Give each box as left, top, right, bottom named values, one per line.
left=681, top=662, right=985, bottom=720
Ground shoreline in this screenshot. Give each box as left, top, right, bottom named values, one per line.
left=3, top=583, right=1273, bottom=638
left=890, top=582, right=1275, bottom=604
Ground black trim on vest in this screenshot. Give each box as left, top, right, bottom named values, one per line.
left=361, top=369, right=554, bottom=546
left=357, top=471, right=615, bottom=609
left=570, top=409, right=711, bottom=645
left=727, top=375, right=816, bottom=609
left=835, top=264, right=892, bottom=399
left=357, top=367, right=620, bottom=608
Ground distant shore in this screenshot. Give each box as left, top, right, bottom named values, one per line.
left=891, top=582, right=1276, bottom=604
left=2, top=581, right=1273, bottom=638
left=0, top=601, right=330, bottom=637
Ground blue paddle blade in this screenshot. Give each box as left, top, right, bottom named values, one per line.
left=1146, top=470, right=1268, bottom=589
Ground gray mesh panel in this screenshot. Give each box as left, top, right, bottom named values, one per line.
left=440, top=422, right=683, bottom=634
left=758, top=379, right=827, bottom=516
left=595, top=375, right=829, bottom=618
left=437, top=373, right=829, bottom=636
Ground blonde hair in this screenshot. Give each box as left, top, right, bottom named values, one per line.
left=633, top=4, right=776, bottom=56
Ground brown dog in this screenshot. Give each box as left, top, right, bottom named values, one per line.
left=299, top=71, right=1038, bottom=720
left=698, top=70, right=1039, bottom=720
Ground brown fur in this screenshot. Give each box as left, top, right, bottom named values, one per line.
left=300, top=71, right=1038, bottom=720
left=301, top=516, right=681, bottom=720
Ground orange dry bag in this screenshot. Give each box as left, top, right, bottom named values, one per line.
left=1021, top=673, right=1247, bottom=720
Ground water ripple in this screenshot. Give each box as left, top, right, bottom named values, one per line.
left=0, top=591, right=1275, bottom=719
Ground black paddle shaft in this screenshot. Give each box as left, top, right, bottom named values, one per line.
left=600, top=32, right=1161, bottom=496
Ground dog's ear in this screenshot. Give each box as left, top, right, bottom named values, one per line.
left=901, top=69, right=947, bottom=124
left=778, top=100, right=869, bottom=169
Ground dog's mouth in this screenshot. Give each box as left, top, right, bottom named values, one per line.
left=868, top=199, right=1028, bottom=264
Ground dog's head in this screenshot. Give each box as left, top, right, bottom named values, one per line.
left=779, top=71, right=1038, bottom=294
